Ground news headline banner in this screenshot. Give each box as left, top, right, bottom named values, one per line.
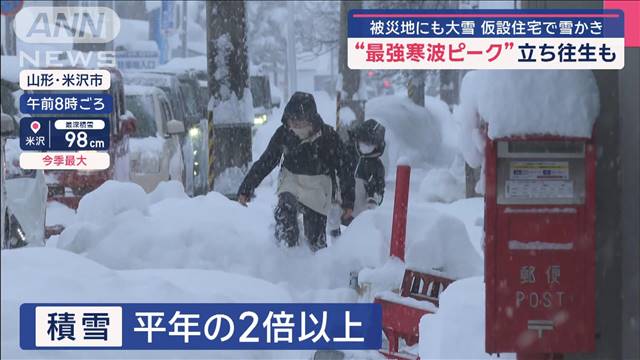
left=347, top=9, right=624, bottom=69
left=20, top=303, right=382, bottom=350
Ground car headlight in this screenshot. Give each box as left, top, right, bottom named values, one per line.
left=189, top=127, right=201, bottom=138
left=253, top=114, right=268, bottom=125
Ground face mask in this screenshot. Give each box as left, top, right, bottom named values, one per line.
left=359, top=142, right=376, bottom=154
left=291, top=126, right=313, bottom=139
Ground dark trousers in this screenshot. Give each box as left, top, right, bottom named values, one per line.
left=274, top=192, right=327, bottom=251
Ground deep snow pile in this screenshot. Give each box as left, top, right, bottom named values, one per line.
left=404, top=206, right=483, bottom=279
left=455, top=70, right=600, bottom=192
left=419, top=167, right=464, bottom=204
left=425, top=197, right=485, bottom=256
left=53, top=178, right=482, bottom=293
left=365, top=95, right=444, bottom=170
left=419, top=277, right=513, bottom=359
left=1, top=248, right=296, bottom=360
left=55, top=180, right=382, bottom=291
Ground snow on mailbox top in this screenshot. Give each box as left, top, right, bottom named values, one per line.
left=458, top=70, right=600, bottom=140
left=455, top=70, right=600, bottom=171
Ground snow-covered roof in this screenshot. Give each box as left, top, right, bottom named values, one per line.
left=114, top=19, right=150, bottom=49
left=154, top=56, right=207, bottom=74
left=458, top=70, right=600, bottom=139
left=117, top=40, right=159, bottom=53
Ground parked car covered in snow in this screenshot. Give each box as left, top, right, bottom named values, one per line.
left=124, top=71, right=207, bottom=195
left=1, top=112, right=47, bottom=249
left=125, top=85, right=185, bottom=192
left=143, top=66, right=210, bottom=196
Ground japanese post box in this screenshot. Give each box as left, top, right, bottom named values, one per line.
left=485, top=134, right=596, bottom=354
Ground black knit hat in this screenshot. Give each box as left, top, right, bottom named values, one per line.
left=282, top=92, right=318, bottom=124
left=355, top=118, right=385, bottom=147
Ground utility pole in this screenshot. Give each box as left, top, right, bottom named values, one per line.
left=337, top=0, right=364, bottom=139
left=181, top=0, right=188, bottom=57
left=206, top=0, right=251, bottom=196
left=286, top=0, right=297, bottom=96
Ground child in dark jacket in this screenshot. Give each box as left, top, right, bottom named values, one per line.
left=352, top=119, right=386, bottom=216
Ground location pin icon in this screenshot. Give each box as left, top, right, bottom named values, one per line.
left=30, top=121, right=40, bottom=134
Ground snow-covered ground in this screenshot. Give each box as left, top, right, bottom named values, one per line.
left=2, top=92, right=496, bottom=360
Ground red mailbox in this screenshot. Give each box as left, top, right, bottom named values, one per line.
left=485, top=133, right=596, bottom=356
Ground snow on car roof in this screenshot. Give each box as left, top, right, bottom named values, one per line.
left=124, top=72, right=177, bottom=88
left=154, top=56, right=207, bottom=73
left=124, top=84, right=165, bottom=97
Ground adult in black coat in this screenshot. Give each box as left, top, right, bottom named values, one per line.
left=237, top=92, right=355, bottom=250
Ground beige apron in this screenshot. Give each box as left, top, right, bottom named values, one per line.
left=277, top=168, right=333, bottom=216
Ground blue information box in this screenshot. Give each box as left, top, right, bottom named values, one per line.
left=19, top=117, right=110, bottom=151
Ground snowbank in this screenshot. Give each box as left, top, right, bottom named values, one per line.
left=365, top=95, right=444, bottom=170
left=350, top=201, right=482, bottom=303
left=55, top=181, right=384, bottom=291
left=45, top=201, right=77, bottom=227
left=54, top=177, right=481, bottom=294
left=425, top=96, right=456, bottom=148
left=419, top=168, right=464, bottom=204
left=419, top=277, right=514, bottom=359
left=358, top=257, right=405, bottom=298
left=403, top=208, right=483, bottom=280
left=425, top=197, right=485, bottom=257
left=213, top=166, right=247, bottom=195
left=1, top=248, right=293, bottom=359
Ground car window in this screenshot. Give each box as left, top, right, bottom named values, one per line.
left=180, top=83, right=198, bottom=118
left=175, top=85, right=188, bottom=120
left=161, top=98, right=173, bottom=126
left=158, top=86, right=185, bottom=122
left=126, top=94, right=158, bottom=138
